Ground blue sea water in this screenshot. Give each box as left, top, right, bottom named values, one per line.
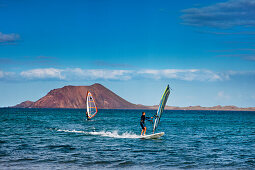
left=0, top=108, right=254, bottom=169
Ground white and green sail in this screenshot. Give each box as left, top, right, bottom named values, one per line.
left=153, top=85, right=170, bottom=133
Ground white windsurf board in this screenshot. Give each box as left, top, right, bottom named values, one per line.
left=139, top=132, right=164, bottom=139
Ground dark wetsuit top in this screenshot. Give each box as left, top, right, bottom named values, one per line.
left=140, top=115, right=151, bottom=129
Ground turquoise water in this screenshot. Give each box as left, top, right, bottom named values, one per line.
left=0, top=108, right=254, bottom=169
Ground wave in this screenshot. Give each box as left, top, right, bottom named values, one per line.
left=57, top=129, right=140, bottom=139
left=89, top=131, right=140, bottom=139
left=57, top=129, right=86, bottom=134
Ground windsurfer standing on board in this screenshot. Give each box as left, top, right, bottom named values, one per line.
left=140, top=112, right=153, bottom=136
left=86, top=112, right=90, bottom=120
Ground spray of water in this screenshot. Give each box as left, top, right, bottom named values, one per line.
left=57, top=129, right=140, bottom=139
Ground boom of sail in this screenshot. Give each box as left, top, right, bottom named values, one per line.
left=153, top=85, right=170, bottom=133
left=86, top=91, right=98, bottom=119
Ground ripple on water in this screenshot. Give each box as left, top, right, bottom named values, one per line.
left=111, top=160, right=134, bottom=168
left=47, top=144, right=76, bottom=152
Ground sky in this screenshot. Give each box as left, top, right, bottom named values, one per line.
left=1, top=0, right=255, bottom=107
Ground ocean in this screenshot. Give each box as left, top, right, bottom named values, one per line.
left=0, top=108, right=254, bottom=169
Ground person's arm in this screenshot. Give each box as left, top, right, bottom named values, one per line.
left=145, top=116, right=153, bottom=121
left=153, top=114, right=159, bottom=118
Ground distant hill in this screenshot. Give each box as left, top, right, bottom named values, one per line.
left=12, top=83, right=255, bottom=111
left=12, top=100, right=34, bottom=108
left=13, top=83, right=146, bottom=109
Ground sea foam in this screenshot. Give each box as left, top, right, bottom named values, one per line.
left=57, top=129, right=140, bottom=139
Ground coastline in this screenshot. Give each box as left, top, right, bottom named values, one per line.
left=3, top=105, right=255, bottom=111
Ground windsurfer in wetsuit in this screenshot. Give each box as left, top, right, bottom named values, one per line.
left=86, top=112, right=90, bottom=120
left=140, top=112, right=153, bottom=136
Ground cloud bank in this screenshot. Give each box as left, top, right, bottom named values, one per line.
left=181, top=0, right=255, bottom=28
left=1, top=68, right=254, bottom=82
left=19, top=68, right=223, bottom=81
left=137, top=69, right=222, bottom=81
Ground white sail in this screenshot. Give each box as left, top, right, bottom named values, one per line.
left=86, top=91, right=97, bottom=119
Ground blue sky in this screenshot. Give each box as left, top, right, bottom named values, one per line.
left=1, top=0, right=255, bottom=107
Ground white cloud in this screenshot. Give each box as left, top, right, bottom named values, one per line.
left=20, top=68, right=64, bottom=80
left=65, top=68, right=133, bottom=80
left=0, top=32, right=20, bottom=42
left=0, top=68, right=254, bottom=82
left=19, top=68, right=133, bottom=81
left=65, top=68, right=223, bottom=81
left=0, top=70, right=16, bottom=80
left=137, top=69, right=222, bottom=81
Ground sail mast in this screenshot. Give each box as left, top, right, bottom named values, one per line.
left=153, top=85, right=170, bottom=133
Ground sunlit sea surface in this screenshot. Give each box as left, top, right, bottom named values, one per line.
left=0, top=108, right=254, bottom=169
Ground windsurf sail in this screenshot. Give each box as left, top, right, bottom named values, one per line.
left=86, top=91, right=98, bottom=119
left=153, top=85, right=170, bottom=133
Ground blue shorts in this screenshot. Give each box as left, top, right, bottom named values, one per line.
left=140, top=122, right=145, bottom=129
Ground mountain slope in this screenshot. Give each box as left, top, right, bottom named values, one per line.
left=12, top=101, right=34, bottom=108
left=15, top=83, right=145, bottom=109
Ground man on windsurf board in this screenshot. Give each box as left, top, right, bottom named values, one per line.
left=86, top=112, right=90, bottom=120
left=140, top=112, right=153, bottom=136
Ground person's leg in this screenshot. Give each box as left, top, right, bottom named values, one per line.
left=140, top=122, right=145, bottom=135
left=144, top=127, right=147, bottom=135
